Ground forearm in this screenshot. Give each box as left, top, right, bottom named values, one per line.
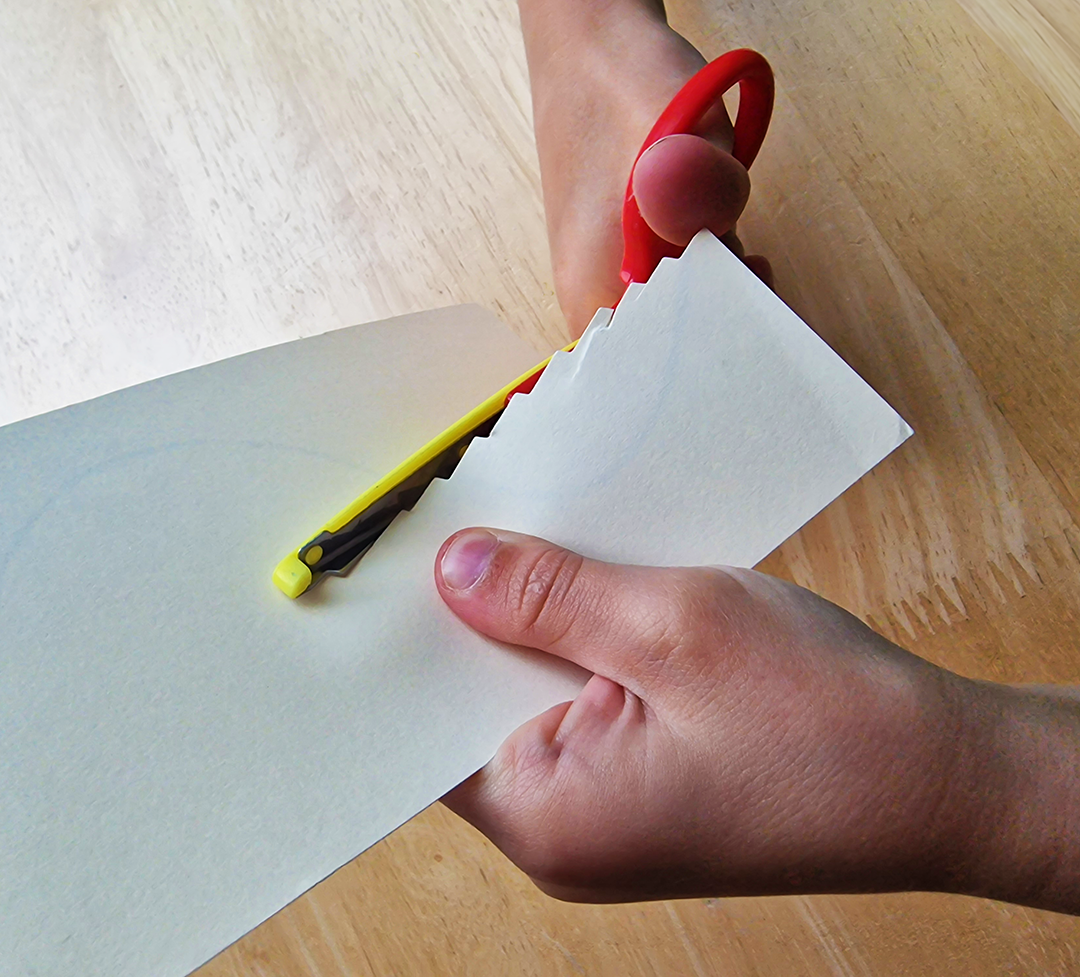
left=516, top=0, right=674, bottom=124
left=518, top=0, right=668, bottom=51
left=944, top=680, right=1080, bottom=913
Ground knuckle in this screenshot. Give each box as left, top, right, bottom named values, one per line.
left=484, top=785, right=577, bottom=886
left=508, top=546, right=588, bottom=648
left=644, top=575, right=706, bottom=652
left=631, top=609, right=687, bottom=679
left=512, top=817, right=592, bottom=892
left=632, top=570, right=729, bottom=683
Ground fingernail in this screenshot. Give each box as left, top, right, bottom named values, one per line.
left=440, top=530, right=499, bottom=591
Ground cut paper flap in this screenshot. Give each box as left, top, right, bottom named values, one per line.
left=397, top=231, right=911, bottom=574
left=0, top=233, right=910, bottom=977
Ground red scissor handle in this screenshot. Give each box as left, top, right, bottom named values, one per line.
left=621, top=48, right=774, bottom=287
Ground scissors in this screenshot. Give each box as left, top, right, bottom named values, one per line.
left=273, top=48, right=774, bottom=598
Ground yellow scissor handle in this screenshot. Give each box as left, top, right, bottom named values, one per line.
left=272, top=340, right=577, bottom=598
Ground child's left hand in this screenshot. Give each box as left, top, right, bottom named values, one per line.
left=432, top=529, right=973, bottom=902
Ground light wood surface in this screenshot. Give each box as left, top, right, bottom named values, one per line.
left=3, top=0, right=1080, bottom=974
left=957, top=0, right=1080, bottom=139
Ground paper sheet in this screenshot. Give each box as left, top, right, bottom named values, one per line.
left=0, top=232, right=910, bottom=977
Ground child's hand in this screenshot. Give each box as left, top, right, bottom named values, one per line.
left=518, top=0, right=771, bottom=335
left=435, top=529, right=1080, bottom=913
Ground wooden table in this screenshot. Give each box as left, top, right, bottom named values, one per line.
left=3, top=0, right=1079, bottom=972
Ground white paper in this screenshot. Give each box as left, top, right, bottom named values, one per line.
left=0, top=232, right=910, bottom=977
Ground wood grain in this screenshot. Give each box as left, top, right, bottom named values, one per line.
left=3, top=0, right=1080, bottom=973
left=0, top=0, right=561, bottom=428
left=956, top=0, right=1080, bottom=138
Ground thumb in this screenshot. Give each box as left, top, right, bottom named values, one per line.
left=631, top=133, right=750, bottom=248
left=434, top=528, right=712, bottom=695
